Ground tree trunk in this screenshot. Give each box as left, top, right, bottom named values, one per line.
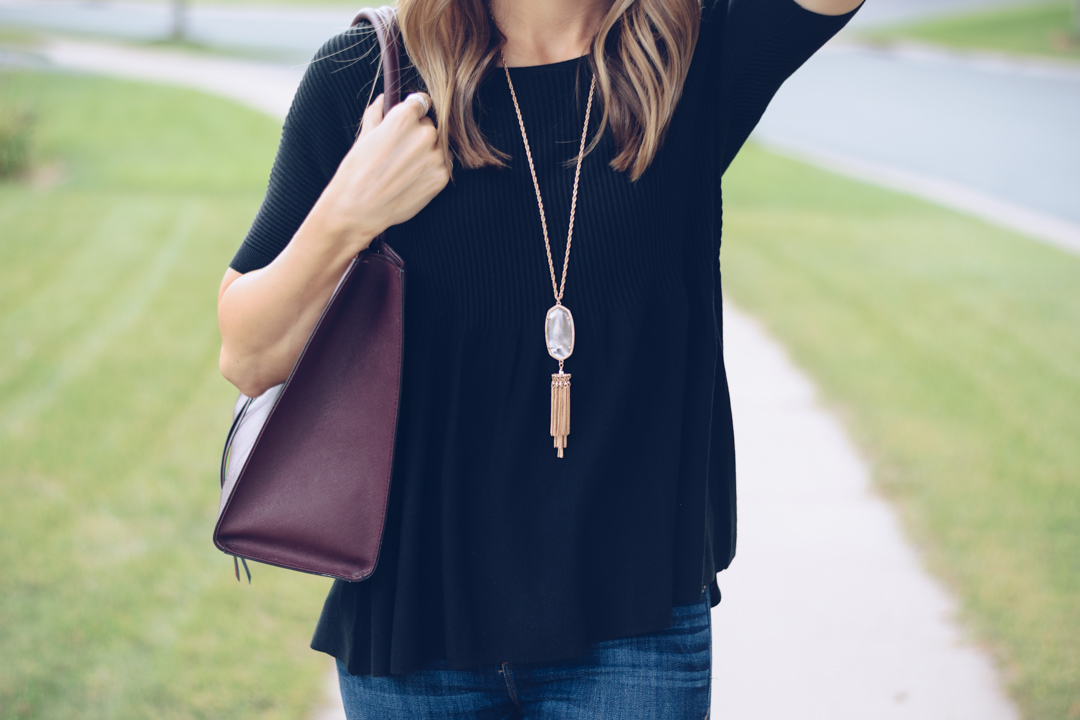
left=171, top=0, right=187, bottom=41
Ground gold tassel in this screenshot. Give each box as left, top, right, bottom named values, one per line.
left=550, top=371, right=571, bottom=458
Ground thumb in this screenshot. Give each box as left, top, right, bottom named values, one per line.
left=356, top=93, right=386, bottom=143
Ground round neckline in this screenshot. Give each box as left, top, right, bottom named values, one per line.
left=503, top=53, right=589, bottom=74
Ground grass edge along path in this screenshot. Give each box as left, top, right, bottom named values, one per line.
left=859, top=1, right=1080, bottom=64
left=721, top=143, right=1080, bottom=720
left=0, top=69, right=333, bottom=719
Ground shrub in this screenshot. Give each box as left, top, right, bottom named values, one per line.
left=0, top=95, right=33, bottom=178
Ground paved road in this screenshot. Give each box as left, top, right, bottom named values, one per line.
left=755, top=41, right=1080, bottom=230
left=0, top=0, right=351, bottom=62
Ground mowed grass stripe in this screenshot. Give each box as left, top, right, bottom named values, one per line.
left=1, top=203, right=201, bottom=433
left=0, top=198, right=157, bottom=388
left=722, top=143, right=1080, bottom=719
left=0, top=71, right=332, bottom=719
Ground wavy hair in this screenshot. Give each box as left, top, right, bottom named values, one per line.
left=391, top=0, right=702, bottom=183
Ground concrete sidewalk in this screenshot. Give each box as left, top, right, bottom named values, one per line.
left=714, top=305, right=1018, bottom=719
left=11, top=38, right=1021, bottom=720
left=32, top=37, right=305, bottom=118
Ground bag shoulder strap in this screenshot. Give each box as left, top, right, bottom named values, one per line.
left=352, top=5, right=405, bottom=119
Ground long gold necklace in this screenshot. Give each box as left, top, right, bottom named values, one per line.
left=501, top=52, right=596, bottom=459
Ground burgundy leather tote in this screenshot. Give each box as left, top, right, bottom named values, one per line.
left=214, top=6, right=407, bottom=582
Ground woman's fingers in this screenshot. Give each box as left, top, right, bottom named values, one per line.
left=401, top=92, right=433, bottom=121
left=356, top=93, right=385, bottom=142
left=383, top=91, right=434, bottom=133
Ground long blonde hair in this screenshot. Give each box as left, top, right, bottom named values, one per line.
left=394, top=0, right=702, bottom=183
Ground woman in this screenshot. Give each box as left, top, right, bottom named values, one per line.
left=217, top=0, right=863, bottom=716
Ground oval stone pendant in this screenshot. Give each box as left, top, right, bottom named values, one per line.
left=545, top=304, right=575, bottom=361
left=546, top=304, right=574, bottom=458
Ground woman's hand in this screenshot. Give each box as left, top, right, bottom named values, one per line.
left=217, top=91, right=449, bottom=398
left=310, top=92, right=452, bottom=256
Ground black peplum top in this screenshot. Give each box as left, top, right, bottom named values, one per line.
left=229, top=0, right=861, bottom=677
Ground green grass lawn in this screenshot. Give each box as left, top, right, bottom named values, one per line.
left=0, top=71, right=334, bottom=719
left=721, top=143, right=1080, bottom=720
left=0, top=27, right=41, bottom=45
left=862, top=1, right=1080, bottom=63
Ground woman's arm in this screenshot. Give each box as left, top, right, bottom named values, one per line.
left=704, top=0, right=865, bottom=176
left=219, top=92, right=451, bottom=398
left=793, top=0, right=864, bottom=16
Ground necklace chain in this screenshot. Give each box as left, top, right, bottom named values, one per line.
left=501, top=52, right=596, bottom=305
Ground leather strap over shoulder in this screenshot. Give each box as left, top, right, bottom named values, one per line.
left=352, top=5, right=405, bottom=119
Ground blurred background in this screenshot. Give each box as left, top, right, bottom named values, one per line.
left=0, top=0, right=1077, bottom=718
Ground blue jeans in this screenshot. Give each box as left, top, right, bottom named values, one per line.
left=336, top=585, right=712, bottom=720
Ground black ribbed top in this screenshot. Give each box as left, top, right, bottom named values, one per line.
left=231, top=0, right=860, bottom=677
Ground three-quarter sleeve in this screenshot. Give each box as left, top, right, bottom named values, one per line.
left=229, top=25, right=382, bottom=274
left=701, top=0, right=863, bottom=177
